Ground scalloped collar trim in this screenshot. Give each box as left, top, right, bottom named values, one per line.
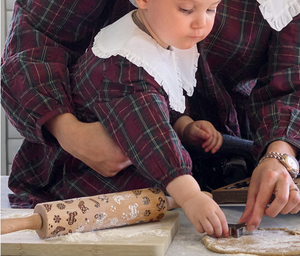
left=91, top=11, right=199, bottom=113
left=257, top=0, right=300, bottom=31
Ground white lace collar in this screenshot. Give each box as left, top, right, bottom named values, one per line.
left=92, top=11, right=199, bottom=113
left=255, top=0, right=300, bottom=31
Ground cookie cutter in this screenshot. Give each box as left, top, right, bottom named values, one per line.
left=228, top=223, right=252, bottom=238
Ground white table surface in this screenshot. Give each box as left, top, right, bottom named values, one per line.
left=1, top=176, right=300, bottom=255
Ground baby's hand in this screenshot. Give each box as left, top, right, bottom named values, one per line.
left=181, top=191, right=229, bottom=237
left=183, top=120, right=222, bottom=153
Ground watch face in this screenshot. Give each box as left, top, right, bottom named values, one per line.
left=287, top=156, right=299, bottom=170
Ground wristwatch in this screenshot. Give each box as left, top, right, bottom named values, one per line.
left=259, top=152, right=299, bottom=179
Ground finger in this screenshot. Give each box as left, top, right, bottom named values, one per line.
left=265, top=180, right=290, bottom=217
left=246, top=183, right=275, bottom=231
left=290, top=199, right=300, bottom=214
left=216, top=210, right=229, bottom=237
left=208, top=213, right=223, bottom=237
left=281, top=188, right=300, bottom=214
left=238, top=178, right=261, bottom=226
left=193, top=128, right=210, bottom=140
left=201, top=217, right=215, bottom=236
left=194, top=221, right=205, bottom=234
left=239, top=191, right=256, bottom=224
left=117, top=159, right=133, bottom=170
left=202, top=136, right=213, bottom=150
left=211, top=133, right=223, bottom=154
left=291, top=188, right=300, bottom=214
left=93, top=159, right=132, bottom=177
left=202, top=130, right=219, bottom=151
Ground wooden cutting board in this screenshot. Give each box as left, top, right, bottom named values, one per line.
left=1, top=209, right=179, bottom=256
left=212, top=177, right=300, bottom=204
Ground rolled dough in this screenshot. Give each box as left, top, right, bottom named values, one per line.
left=202, top=228, right=300, bottom=256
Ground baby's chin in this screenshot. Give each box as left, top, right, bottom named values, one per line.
left=171, top=41, right=199, bottom=50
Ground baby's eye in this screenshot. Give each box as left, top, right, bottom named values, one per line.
left=179, top=7, right=193, bottom=14
left=207, top=8, right=217, bottom=13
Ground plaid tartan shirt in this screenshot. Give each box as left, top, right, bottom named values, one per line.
left=1, top=0, right=192, bottom=207
left=191, top=0, right=300, bottom=159
left=1, top=0, right=300, bottom=207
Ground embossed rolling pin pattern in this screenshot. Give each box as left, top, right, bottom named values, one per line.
left=1, top=188, right=180, bottom=239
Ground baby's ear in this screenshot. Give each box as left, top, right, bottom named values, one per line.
left=134, top=0, right=148, bottom=9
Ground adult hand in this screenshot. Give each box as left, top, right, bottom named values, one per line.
left=44, top=113, right=132, bottom=177
left=239, top=141, right=300, bottom=231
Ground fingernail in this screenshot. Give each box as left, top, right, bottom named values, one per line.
left=248, top=225, right=256, bottom=232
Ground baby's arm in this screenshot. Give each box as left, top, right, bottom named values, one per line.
left=166, top=175, right=229, bottom=237
left=173, top=116, right=222, bottom=153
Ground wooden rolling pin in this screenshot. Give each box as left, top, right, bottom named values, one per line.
left=1, top=188, right=181, bottom=239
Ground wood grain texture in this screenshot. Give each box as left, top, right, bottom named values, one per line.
left=1, top=209, right=179, bottom=256
left=1, top=188, right=170, bottom=239
left=212, top=177, right=300, bottom=204
left=1, top=213, right=42, bottom=234
left=34, top=188, right=168, bottom=238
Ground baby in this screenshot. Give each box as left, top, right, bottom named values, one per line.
left=70, top=0, right=228, bottom=237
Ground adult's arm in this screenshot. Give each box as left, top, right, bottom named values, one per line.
left=240, top=14, right=300, bottom=230
left=1, top=0, right=112, bottom=144
left=44, top=113, right=132, bottom=176
left=240, top=141, right=299, bottom=231
left=249, top=15, right=300, bottom=159
left=1, top=0, right=133, bottom=175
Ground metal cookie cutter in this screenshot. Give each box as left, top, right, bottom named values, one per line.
left=228, top=223, right=252, bottom=238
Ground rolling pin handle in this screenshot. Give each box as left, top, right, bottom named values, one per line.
left=1, top=213, right=42, bottom=235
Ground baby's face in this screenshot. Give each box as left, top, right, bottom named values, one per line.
left=143, top=0, right=221, bottom=49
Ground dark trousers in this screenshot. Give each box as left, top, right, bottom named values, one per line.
left=188, top=134, right=255, bottom=192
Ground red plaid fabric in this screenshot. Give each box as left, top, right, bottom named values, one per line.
left=1, top=0, right=300, bottom=207
left=1, top=0, right=192, bottom=207
left=191, top=0, right=300, bottom=159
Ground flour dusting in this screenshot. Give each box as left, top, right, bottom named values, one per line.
left=2, top=212, right=37, bottom=233
left=2, top=212, right=32, bottom=218
left=202, top=228, right=300, bottom=256
left=47, top=225, right=169, bottom=243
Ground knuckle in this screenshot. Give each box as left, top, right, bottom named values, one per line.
left=195, top=227, right=205, bottom=234
left=99, top=171, right=112, bottom=178
left=96, top=168, right=118, bottom=178
left=266, top=212, right=277, bottom=218
left=205, top=227, right=214, bottom=236
left=281, top=171, right=291, bottom=181
left=214, top=228, right=222, bottom=238
left=193, top=222, right=205, bottom=233
left=290, top=195, right=300, bottom=205
left=292, top=205, right=300, bottom=214
left=106, top=173, right=117, bottom=178
left=99, top=173, right=109, bottom=178
left=264, top=170, right=278, bottom=181
left=276, top=194, right=289, bottom=205
left=280, top=210, right=289, bottom=215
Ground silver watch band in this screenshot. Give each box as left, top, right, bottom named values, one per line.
left=259, top=152, right=299, bottom=179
